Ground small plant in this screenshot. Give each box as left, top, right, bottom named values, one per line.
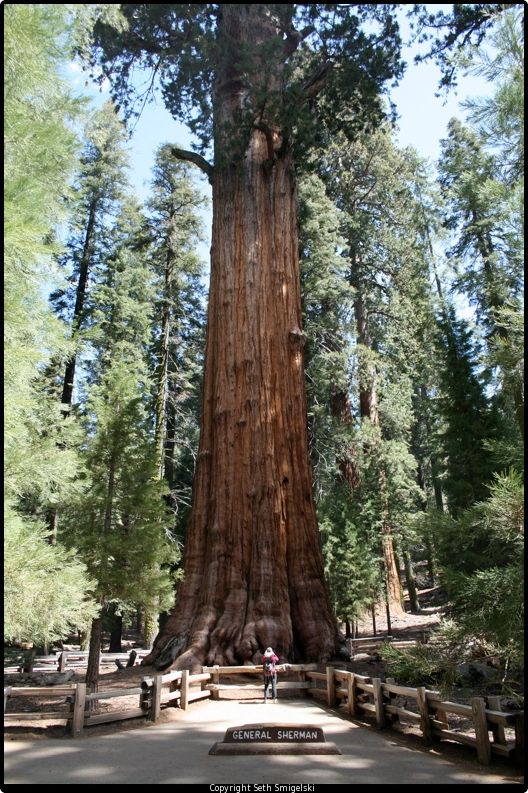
left=380, top=637, right=462, bottom=692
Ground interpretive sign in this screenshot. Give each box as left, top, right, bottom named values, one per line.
left=209, top=723, right=341, bottom=755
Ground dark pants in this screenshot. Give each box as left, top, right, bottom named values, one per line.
left=264, top=674, right=277, bottom=700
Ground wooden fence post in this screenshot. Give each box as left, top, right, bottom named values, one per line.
left=4, top=687, right=11, bottom=714
left=180, top=669, right=189, bottom=710
left=150, top=676, right=162, bottom=722
left=326, top=666, right=336, bottom=708
left=347, top=673, right=356, bottom=717
left=487, top=695, right=506, bottom=746
left=212, top=665, right=220, bottom=701
left=514, top=712, right=524, bottom=766
left=385, top=678, right=398, bottom=724
left=372, top=678, right=386, bottom=728
left=417, top=686, right=432, bottom=745
left=59, top=652, right=68, bottom=673
left=71, top=683, right=86, bottom=738
left=471, top=697, right=491, bottom=765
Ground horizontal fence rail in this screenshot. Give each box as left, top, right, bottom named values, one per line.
left=4, top=667, right=212, bottom=737
left=202, top=663, right=317, bottom=699
left=346, top=631, right=433, bottom=656
left=3, top=662, right=524, bottom=766
left=4, top=649, right=152, bottom=674
left=306, top=667, right=523, bottom=766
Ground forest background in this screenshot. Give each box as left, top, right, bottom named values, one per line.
left=4, top=4, right=524, bottom=693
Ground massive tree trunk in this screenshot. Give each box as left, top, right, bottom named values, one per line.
left=144, top=5, right=337, bottom=671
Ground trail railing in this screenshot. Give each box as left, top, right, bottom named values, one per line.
left=4, top=650, right=151, bottom=674
left=4, top=663, right=524, bottom=766
left=307, top=667, right=523, bottom=766
left=202, top=663, right=316, bottom=698
left=4, top=668, right=211, bottom=737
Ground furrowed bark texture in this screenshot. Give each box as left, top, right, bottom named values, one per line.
left=145, top=5, right=337, bottom=671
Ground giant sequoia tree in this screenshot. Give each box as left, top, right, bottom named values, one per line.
left=85, top=3, right=404, bottom=669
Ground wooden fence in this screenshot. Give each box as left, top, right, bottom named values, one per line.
left=307, top=667, right=523, bottom=766
left=4, top=668, right=211, bottom=737
left=202, top=663, right=317, bottom=698
left=4, top=663, right=523, bottom=766
left=4, top=650, right=151, bottom=674
left=347, top=636, right=426, bottom=656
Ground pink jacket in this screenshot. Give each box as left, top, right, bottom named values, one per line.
left=262, top=653, right=279, bottom=676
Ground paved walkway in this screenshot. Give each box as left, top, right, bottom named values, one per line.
left=4, top=698, right=516, bottom=785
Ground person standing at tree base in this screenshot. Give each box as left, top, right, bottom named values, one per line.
left=262, top=646, right=279, bottom=703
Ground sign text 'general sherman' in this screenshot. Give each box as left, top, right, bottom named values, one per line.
left=227, top=727, right=323, bottom=743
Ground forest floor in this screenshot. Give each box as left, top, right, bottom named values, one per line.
left=3, top=581, right=523, bottom=784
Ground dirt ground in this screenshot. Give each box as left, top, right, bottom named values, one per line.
left=4, top=599, right=442, bottom=741
left=3, top=587, right=523, bottom=784
left=4, top=662, right=523, bottom=784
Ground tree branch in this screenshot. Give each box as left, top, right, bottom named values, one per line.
left=170, top=147, right=214, bottom=182
left=282, top=24, right=315, bottom=57
left=302, top=60, right=334, bottom=101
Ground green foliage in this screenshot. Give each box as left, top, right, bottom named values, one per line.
left=146, top=146, right=207, bottom=533
left=4, top=4, right=81, bottom=272
left=380, top=614, right=519, bottom=694
left=434, top=305, right=500, bottom=514
left=4, top=3, right=82, bottom=510
left=438, top=118, right=523, bottom=340
left=379, top=624, right=464, bottom=690
left=298, top=172, right=353, bottom=497
left=411, top=4, right=510, bottom=91
left=62, top=360, right=178, bottom=608
left=452, top=564, right=523, bottom=664
left=320, top=488, right=383, bottom=623
left=447, top=470, right=524, bottom=662
left=419, top=470, right=524, bottom=664
left=4, top=503, right=97, bottom=645
left=84, top=5, right=404, bottom=159
left=3, top=4, right=97, bottom=645
left=59, top=200, right=180, bottom=612
left=51, top=101, right=131, bottom=329
left=459, top=7, right=524, bottom=182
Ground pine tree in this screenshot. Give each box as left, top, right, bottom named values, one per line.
left=51, top=101, right=131, bottom=408
left=60, top=203, right=178, bottom=693
left=298, top=172, right=353, bottom=499
left=146, top=146, right=206, bottom=498
left=141, top=147, right=207, bottom=644
left=434, top=305, right=500, bottom=515
left=445, top=7, right=524, bottom=439
left=314, top=126, right=438, bottom=616
left=458, top=7, right=524, bottom=183
left=4, top=4, right=95, bottom=646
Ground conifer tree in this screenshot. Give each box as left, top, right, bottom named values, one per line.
left=141, top=147, right=207, bottom=644
left=437, top=7, right=524, bottom=439
left=60, top=202, right=178, bottom=693
left=146, top=147, right=206, bottom=496
left=434, top=305, right=500, bottom=515
left=298, top=172, right=353, bottom=499
left=314, top=127, right=438, bottom=616
left=82, top=3, right=409, bottom=669
left=4, top=4, right=95, bottom=645
left=52, top=101, right=130, bottom=409
left=81, top=4, right=510, bottom=668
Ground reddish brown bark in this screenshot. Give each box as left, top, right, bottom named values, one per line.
left=144, top=6, right=337, bottom=671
